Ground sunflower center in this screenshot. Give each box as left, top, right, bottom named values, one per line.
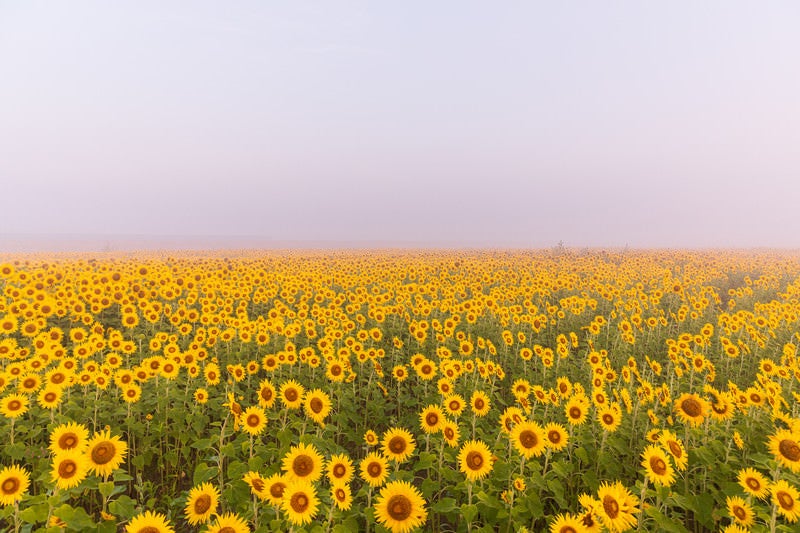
left=333, top=464, right=346, bottom=478
left=449, top=400, right=460, bottom=411
left=138, top=528, right=161, bottom=533
left=290, top=492, right=309, bottom=512
left=218, top=528, right=235, bottom=533
left=548, top=430, right=562, bottom=444
left=251, top=478, right=265, bottom=492
left=603, top=495, right=620, bottom=518
left=777, top=490, right=794, bottom=510
left=368, top=462, right=383, bottom=477
left=746, top=478, right=761, bottom=490
left=649, top=456, right=667, bottom=476
left=194, top=494, right=212, bottom=514
left=681, top=398, right=702, bottom=417
left=602, top=414, right=614, bottom=425
left=779, top=439, right=800, bottom=461
left=247, top=414, right=260, bottom=427
left=293, top=455, right=313, bottom=476
left=425, top=413, right=439, bottom=427
left=559, top=527, right=577, bottom=533
left=285, top=389, right=298, bottom=401
left=474, top=399, right=485, bottom=410
left=667, top=440, right=683, bottom=458
left=261, top=388, right=273, bottom=401
left=444, top=427, right=455, bottom=439
left=569, top=407, right=582, bottom=419
left=310, top=398, right=323, bottom=413
left=466, top=451, right=484, bottom=470
left=270, top=482, right=286, bottom=498
left=335, top=487, right=346, bottom=501
left=8, top=400, right=21, bottom=411
left=387, top=495, right=412, bottom=521
left=733, top=506, right=747, bottom=520
left=91, top=442, right=115, bottom=465
left=388, top=436, right=407, bottom=454
left=58, top=460, right=77, bottom=478
left=519, top=430, right=538, bottom=449
left=45, top=392, right=57, bottom=402
left=2, top=477, right=19, bottom=494
left=59, top=434, right=78, bottom=450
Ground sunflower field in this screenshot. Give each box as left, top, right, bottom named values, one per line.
left=2, top=250, right=800, bottom=533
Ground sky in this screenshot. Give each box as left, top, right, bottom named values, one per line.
left=1, top=1, right=799, bottom=249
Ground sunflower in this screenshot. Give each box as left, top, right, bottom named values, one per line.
left=360, top=452, right=390, bottom=487
left=204, top=512, right=249, bottom=533
left=726, top=495, right=754, bottom=527
left=263, top=473, right=289, bottom=506
left=0, top=393, right=29, bottom=419
left=769, top=429, right=800, bottom=473
left=443, top=394, right=466, bottom=417
left=364, top=429, right=379, bottom=446
left=37, top=386, right=63, bottom=410
left=640, top=445, right=675, bottom=487
left=327, top=453, right=354, bottom=485
left=194, top=388, right=209, bottom=404
left=458, top=440, right=494, bottom=481
left=242, top=470, right=269, bottom=501
left=659, top=430, right=688, bottom=471
left=241, top=405, right=268, bottom=436
left=373, top=480, right=428, bottom=533
left=596, top=481, right=639, bottom=532
left=549, top=512, right=587, bottom=533
left=738, top=467, right=770, bottom=499
left=49, top=422, right=90, bottom=454
left=419, top=405, right=444, bottom=434
left=256, top=378, right=276, bottom=408
left=544, top=422, right=569, bottom=451
left=281, top=479, right=319, bottom=526
left=565, top=395, right=589, bottom=426
left=124, top=510, right=175, bottom=533
left=470, top=390, right=491, bottom=417
left=86, top=429, right=128, bottom=478
left=203, top=362, right=221, bottom=385
left=331, top=483, right=353, bottom=511
left=0, top=465, right=30, bottom=506
left=381, top=427, right=416, bottom=463
left=673, top=393, right=708, bottom=427
left=303, top=388, right=331, bottom=426
left=597, top=405, right=621, bottom=433
left=121, top=384, right=142, bottom=404
left=184, top=482, right=219, bottom=525
left=282, top=442, right=324, bottom=482
left=442, top=420, right=460, bottom=448
left=51, top=450, right=89, bottom=489
left=510, top=420, right=547, bottom=459
left=280, top=379, right=305, bottom=409
left=772, top=479, right=800, bottom=523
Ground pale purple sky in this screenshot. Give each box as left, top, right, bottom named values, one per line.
left=1, top=2, right=799, bottom=248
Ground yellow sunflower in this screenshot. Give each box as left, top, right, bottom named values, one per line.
left=303, top=388, right=331, bottom=426
left=0, top=465, right=30, bottom=506
left=124, top=510, right=175, bottom=533
left=327, top=453, right=354, bottom=485
left=331, top=483, right=353, bottom=511
left=442, top=420, right=460, bottom=448
left=640, top=445, right=675, bottom=487
left=360, top=452, right=390, bottom=487
left=49, top=422, right=90, bottom=454
left=549, top=512, right=587, bottom=533
left=659, top=430, right=688, bottom=471
left=726, top=495, right=754, bottom=527
left=184, top=482, right=219, bottom=525
left=381, top=427, right=416, bottom=463
left=510, top=420, right=547, bottom=459
left=738, top=467, right=769, bottom=499
left=769, top=429, right=800, bottom=473
left=458, top=440, right=494, bottom=482
left=470, top=390, right=491, bottom=417
left=364, top=429, right=379, bottom=446
left=280, top=379, right=305, bottom=409
left=281, top=479, right=319, bottom=526
left=419, top=405, right=444, bottom=434
left=51, top=450, right=89, bottom=489
left=0, top=393, right=29, bottom=419
left=596, top=480, right=639, bottom=532
left=673, top=393, right=708, bottom=427
left=243, top=471, right=269, bottom=501
left=544, top=422, right=569, bottom=452
left=282, top=442, right=324, bottom=482
left=373, top=480, right=428, bottom=533
left=565, top=395, right=589, bottom=426
left=443, top=394, right=466, bottom=418
left=86, top=429, right=128, bottom=479
left=772, top=479, right=800, bottom=523
left=597, top=405, right=622, bottom=433
left=256, top=378, right=276, bottom=408
left=263, top=473, right=289, bottom=506
left=240, top=405, right=268, bottom=436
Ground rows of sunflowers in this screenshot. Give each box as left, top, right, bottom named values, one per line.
left=1, top=249, right=800, bottom=532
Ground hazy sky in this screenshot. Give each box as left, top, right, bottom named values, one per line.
left=1, top=2, right=799, bottom=248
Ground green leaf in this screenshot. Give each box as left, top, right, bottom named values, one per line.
left=644, top=505, right=691, bottom=533
left=461, top=503, right=479, bottom=524
left=193, top=462, right=217, bottom=486
left=191, top=438, right=213, bottom=450
left=108, top=495, right=136, bottom=520
left=431, top=497, right=458, bottom=513
left=98, top=481, right=115, bottom=499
